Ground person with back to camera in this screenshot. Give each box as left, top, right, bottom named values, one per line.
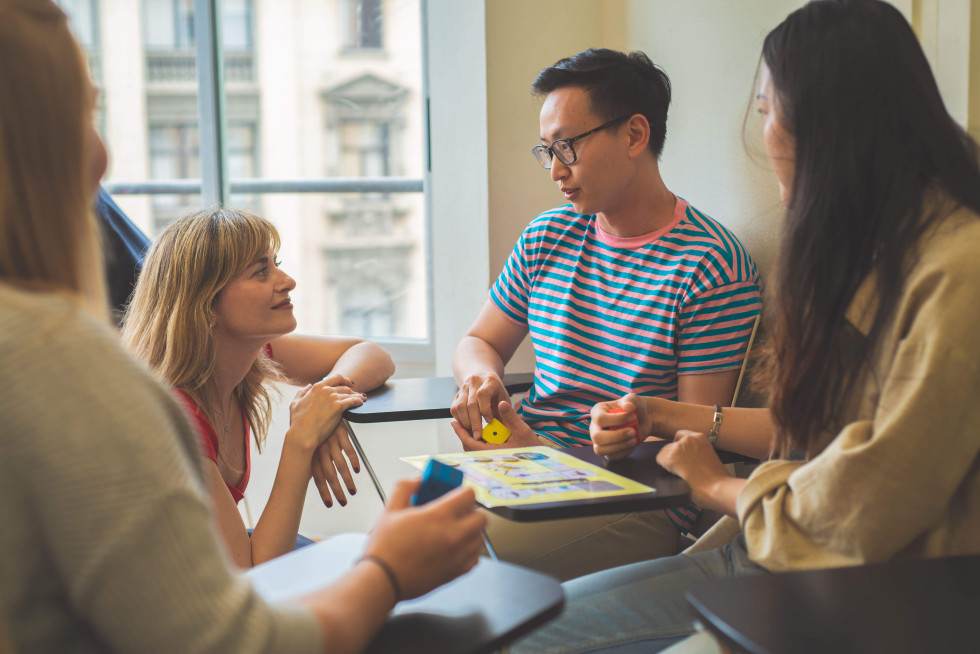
left=511, top=1, right=980, bottom=652
left=450, top=48, right=762, bottom=580
left=0, top=2, right=486, bottom=652
left=123, top=208, right=396, bottom=567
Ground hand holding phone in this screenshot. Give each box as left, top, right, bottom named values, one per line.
left=411, top=458, right=464, bottom=506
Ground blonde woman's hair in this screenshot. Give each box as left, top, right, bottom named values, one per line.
left=0, top=0, right=107, bottom=319
left=122, top=208, right=286, bottom=449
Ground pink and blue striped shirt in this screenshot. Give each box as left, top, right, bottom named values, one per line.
left=490, top=197, right=762, bottom=532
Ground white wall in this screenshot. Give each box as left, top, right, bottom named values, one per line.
left=624, top=0, right=803, bottom=276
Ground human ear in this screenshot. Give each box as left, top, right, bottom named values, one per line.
left=625, top=114, right=651, bottom=159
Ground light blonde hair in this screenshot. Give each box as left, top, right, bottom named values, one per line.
left=0, top=0, right=107, bottom=318
left=122, top=208, right=286, bottom=449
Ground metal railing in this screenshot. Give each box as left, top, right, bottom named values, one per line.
left=145, top=51, right=254, bottom=83
left=103, top=177, right=424, bottom=195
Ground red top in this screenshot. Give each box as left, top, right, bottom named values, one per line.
left=173, top=343, right=274, bottom=505
left=175, top=388, right=252, bottom=504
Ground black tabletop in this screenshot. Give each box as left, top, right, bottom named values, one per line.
left=486, top=441, right=691, bottom=522
left=247, top=533, right=564, bottom=654
left=685, top=554, right=980, bottom=654
left=345, top=373, right=534, bottom=423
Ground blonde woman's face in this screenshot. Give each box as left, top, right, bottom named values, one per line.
left=212, top=249, right=298, bottom=344
left=757, top=66, right=795, bottom=204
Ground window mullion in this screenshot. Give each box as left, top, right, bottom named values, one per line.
left=194, top=0, right=228, bottom=206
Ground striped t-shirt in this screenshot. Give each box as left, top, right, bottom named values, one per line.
left=490, top=197, right=762, bottom=531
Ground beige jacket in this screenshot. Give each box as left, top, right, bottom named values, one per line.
left=737, top=205, right=980, bottom=572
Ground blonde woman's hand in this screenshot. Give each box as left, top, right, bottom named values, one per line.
left=362, top=479, right=487, bottom=601
left=311, top=424, right=360, bottom=508
left=287, top=378, right=365, bottom=454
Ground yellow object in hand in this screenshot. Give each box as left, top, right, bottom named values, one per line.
left=481, top=418, right=511, bottom=444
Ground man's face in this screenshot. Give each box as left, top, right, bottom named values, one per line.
left=538, top=86, right=629, bottom=216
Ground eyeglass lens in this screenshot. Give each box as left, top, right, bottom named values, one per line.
left=532, top=140, right=576, bottom=169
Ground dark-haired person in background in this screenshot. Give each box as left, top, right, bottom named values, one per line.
left=514, top=1, right=980, bottom=651
left=450, top=48, right=762, bottom=580
left=95, top=186, right=151, bottom=324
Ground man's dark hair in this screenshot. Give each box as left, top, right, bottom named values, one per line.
left=531, top=48, right=671, bottom=158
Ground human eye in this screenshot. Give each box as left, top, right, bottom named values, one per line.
left=274, top=256, right=282, bottom=267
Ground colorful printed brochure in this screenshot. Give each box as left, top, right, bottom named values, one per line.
left=402, top=446, right=654, bottom=508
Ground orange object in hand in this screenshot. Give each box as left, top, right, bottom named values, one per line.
left=608, top=407, right=641, bottom=445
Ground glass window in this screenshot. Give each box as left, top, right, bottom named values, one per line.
left=77, top=0, right=427, bottom=345
left=342, top=0, right=383, bottom=50
left=340, top=121, right=390, bottom=177
left=57, top=0, right=98, bottom=48
left=144, top=0, right=250, bottom=52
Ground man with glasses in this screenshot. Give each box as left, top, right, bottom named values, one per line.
left=450, top=48, right=762, bottom=580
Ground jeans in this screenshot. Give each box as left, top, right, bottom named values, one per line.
left=511, top=534, right=767, bottom=653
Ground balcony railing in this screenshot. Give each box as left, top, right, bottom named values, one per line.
left=145, top=50, right=254, bottom=83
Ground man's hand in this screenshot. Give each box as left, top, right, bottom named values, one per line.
left=590, top=394, right=662, bottom=461
left=450, top=401, right=539, bottom=451
left=591, top=399, right=640, bottom=461
left=450, top=373, right=511, bottom=439
left=311, top=423, right=360, bottom=508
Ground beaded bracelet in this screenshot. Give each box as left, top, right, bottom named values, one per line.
left=358, top=555, right=403, bottom=603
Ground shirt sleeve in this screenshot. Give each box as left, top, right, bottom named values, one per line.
left=737, top=253, right=980, bottom=571
left=489, top=231, right=533, bottom=326
left=11, top=312, right=323, bottom=654
left=676, top=273, right=762, bottom=375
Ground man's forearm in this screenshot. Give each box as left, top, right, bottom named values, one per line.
left=453, top=336, right=506, bottom=385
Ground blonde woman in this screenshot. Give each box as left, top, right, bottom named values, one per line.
left=123, top=209, right=396, bottom=567
left=0, top=2, right=485, bottom=652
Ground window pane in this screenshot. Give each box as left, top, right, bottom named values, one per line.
left=144, top=0, right=177, bottom=50
left=256, top=193, right=426, bottom=339
left=58, top=0, right=97, bottom=48
left=225, top=0, right=427, bottom=340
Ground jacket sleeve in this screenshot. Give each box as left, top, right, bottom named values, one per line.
left=737, top=249, right=980, bottom=571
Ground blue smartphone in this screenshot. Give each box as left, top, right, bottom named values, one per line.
left=411, top=458, right=464, bottom=506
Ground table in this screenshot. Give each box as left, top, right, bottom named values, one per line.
left=345, top=372, right=535, bottom=423
left=486, top=440, right=691, bottom=522
left=685, top=554, right=980, bottom=654
left=341, top=374, right=533, bottom=503
left=246, top=533, right=564, bottom=654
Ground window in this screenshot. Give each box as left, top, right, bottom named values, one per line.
left=340, top=121, right=390, bottom=177
left=60, top=1, right=428, bottom=351
left=58, top=0, right=98, bottom=49
left=342, top=0, right=383, bottom=50
left=148, top=121, right=258, bottom=231
left=144, top=0, right=195, bottom=50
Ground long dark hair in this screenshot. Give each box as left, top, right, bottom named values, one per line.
left=761, top=0, right=980, bottom=453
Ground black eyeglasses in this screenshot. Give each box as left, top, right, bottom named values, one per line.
left=531, top=116, right=630, bottom=169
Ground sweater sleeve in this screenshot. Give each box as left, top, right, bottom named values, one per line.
left=5, top=304, right=323, bottom=654
left=737, top=226, right=980, bottom=571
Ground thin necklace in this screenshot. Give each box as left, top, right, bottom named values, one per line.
left=213, top=395, right=244, bottom=475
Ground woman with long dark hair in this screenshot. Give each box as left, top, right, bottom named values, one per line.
left=514, top=1, right=980, bottom=651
